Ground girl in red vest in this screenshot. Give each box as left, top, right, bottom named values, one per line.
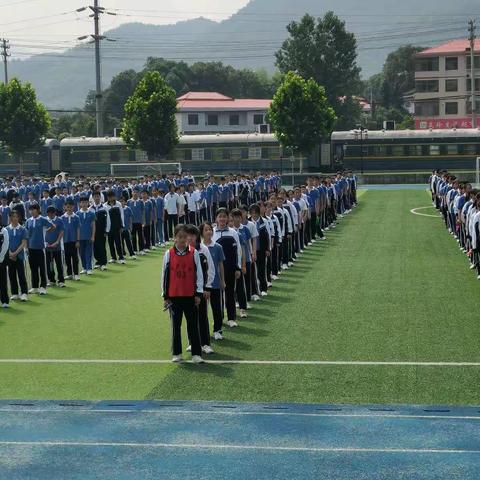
left=162, top=224, right=204, bottom=364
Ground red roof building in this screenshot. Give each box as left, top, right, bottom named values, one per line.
left=413, top=40, right=480, bottom=129
left=176, top=92, right=272, bottom=134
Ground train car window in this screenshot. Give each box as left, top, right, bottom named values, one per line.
left=446, top=144, right=458, bottom=155
left=222, top=149, right=231, bottom=160
left=386, top=146, right=393, bottom=156
left=261, top=147, right=269, bottom=159
left=464, top=144, right=477, bottom=155
left=249, top=147, right=261, bottom=160
left=183, top=149, right=192, bottom=161
left=392, top=145, right=405, bottom=156
left=409, top=145, right=423, bottom=156
left=373, top=146, right=387, bottom=156
left=192, top=148, right=204, bottom=161
left=429, top=145, right=440, bottom=155
left=204, top=149, right=212, bottom=161
left=241, top=149, right=248, bottom=159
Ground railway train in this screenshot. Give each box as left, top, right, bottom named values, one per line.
left=0, top=134, right=320, bottom=177
left=331, top=129, right=480, bottom=172
left=2, top=129, right=480, bottom=177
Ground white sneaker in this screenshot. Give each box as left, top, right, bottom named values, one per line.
left=28, top=288, right=38, bottom=294
left=140, top=251, right=146, bottom=256
left=74, top=275, right=80, bottom=281
left=86, top=270, right=93, bottom=275
left=2, top=303, right=9, bottom=308
left=93, top=265, right=100, bottom=269
left=246, top=303, right=252, bottom=310
left=119, top=259, right=126, bottom=265
left=288, top=262, right=293, bottom=267
left=311, top=239, right=316, bottom=243
left=191, top=355, right=205, bottom=364
left=227, top=320, right=238, bottom=328
left=470, top=264, right=477, bottom=270
left=321, top=237, right=327, bottom=241
left=46, top=282, right=51, bottom=287
left=325, top=227, right=330, bottom=231
left=172, top=355, right=183, bottom=363
left=267, top=282, right=272, bottom=288
left=202, top=345, right=214, bottom=354
left=131, top=256, right=137, bottom=260
left=251, top=294, right=260, bottom=301
left=186, top=345, right=192, bottom=352
left=271, top=275, right=278, bottom=280
left=281, top=264, right=288, bottom=270
left=213, top=331, right=223, bottom=340
left=260, top=291, right=268, bottom=297
left=58, top=282, right=65, bottom=288
left=20, top=294, right=28, bottom=302
left=65, top=275, right=73, bottom=280
left=235, top=302, right=239, bottom=308
left=477, top=275, right=480, bottom=280
left=240, top=310, right=247, bottom=318
left=100, top=265, right=107, bottom=271
left=151, top=246, right=157, bottom=250
left=108, top=259, right=116, bottom=264
left=38, top=288, right=47, bottom=295
left=160, top=243, right=166, bottom=247
left=142, top=250, right=148, bottom=255
left=10, top=295, right=19, bottom=301
left=80, top=269, right=86, bottom=274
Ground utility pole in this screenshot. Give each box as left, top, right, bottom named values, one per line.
left=1, top=38, right=10, bottom=84
left=469, top=19, right=476, bottom=128
left=92, top=0, right=104, bottom=137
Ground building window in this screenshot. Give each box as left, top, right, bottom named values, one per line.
left=229, top=114, right=240, bottom=126
left=415, top=101, right=439, bottom=116
left=429, top=145, right=440, bottom=156
left=249, top=147, right=262, bottom=160
left=415, top=80, right=439, bottom=93
left=192, top=149, right=204, bottom=161
left=445, top=102, right=458, bottom=115
left=445, top=57, right=458, bottom=71
left=466, top=56, right=480, bottom=70
left=466, top=100, right=480, bottom=114
left=447, top=144, right=458, bottom=155
left=415, top=57, right=439, bottom=72
left=253, top=114, right=264, bottom=125
left=466, top=78, right=480, bottom=92
left=206, top=114, right=218, bottom=126
left=445, top=79, right=458, bottom=92
left=188, top=114, right=199, bottom=126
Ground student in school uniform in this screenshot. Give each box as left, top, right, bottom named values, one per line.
left=119, top=197, right=136, bottom=260
left=77, top=197, right=97, bottom=274
left=127, top=189, right=145, bottom=255
left=104, top=191, right=125, bottom=264
left=164, top=184, right=180, bottom=241
left=25, top=203, right=55, bottom=295
left=6, top=210, right=29, bottom=302
left=230, top=209, right=249, bottom=318
left=249, top=203, right=270, bottom=296
left=40, top=189, right=53, bottom=217
left=162, top=224, right=204, bottom=364
left=91, top=191, right=110, bottom=270
left=239, top=204, right=258, bottom=303
left=213, top=208, right=242, bottom=327
left=200, top=221, right=226, bottom=340
left=0, top=223, right=10, bottom=308
left=185, top=224, right=215, bottom=354
left=141, top=190, right=153, bottom=252
left=62, top=199, right=81, bottom=281
left=45, top=206, right=65, bottom=287
left=0, top=195, right=11, bottom=228
left=152, top=189, right=165, bottom=247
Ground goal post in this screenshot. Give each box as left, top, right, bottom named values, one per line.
left=110, top=163, right=182, bottom=178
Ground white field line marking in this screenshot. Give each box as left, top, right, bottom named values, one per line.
left=0, top=409, right=479, bottom=422
left=0, top=359, right=480, bottom=366
left=0, top=440, right=479, bottom=455
left=410, top=206, right=441, bottom=218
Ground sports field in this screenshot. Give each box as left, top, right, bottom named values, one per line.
left=1, top=189, right=479, bottom=405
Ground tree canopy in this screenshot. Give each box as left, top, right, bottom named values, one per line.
left=268, top=71, right=336, bottom=156
left=275, top=12, right=361, bottom=127
left=122, top=71, right=179, bottom=160
left=0, top=78, right=51, bottom=158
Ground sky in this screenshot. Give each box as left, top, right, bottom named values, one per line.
left=0, top=0, right=250, bottom=57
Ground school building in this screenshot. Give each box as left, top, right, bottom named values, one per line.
left=414, top=39, right=480, bottom=129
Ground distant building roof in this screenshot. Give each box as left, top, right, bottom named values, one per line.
left=417, top=39, right=480, bottom=56
left=177, top=91, right=271, bottom=111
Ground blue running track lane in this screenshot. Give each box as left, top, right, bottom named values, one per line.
left=0, top=401, right=479, bottom=479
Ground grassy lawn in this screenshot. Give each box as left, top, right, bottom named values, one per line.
left=1, top=189, right=479, bottom=404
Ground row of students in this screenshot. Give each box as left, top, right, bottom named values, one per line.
left=429, top=170, right=480, bottom=279
left=161, top=186, right=358, bottom=364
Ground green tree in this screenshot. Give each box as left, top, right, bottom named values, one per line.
left=381, top=45, right=424, bottom=109
left=275, top=12, right=361, bottom=127
left=0, top=78, right=51, bottom=174
left=122, top=71, right=179, bottom=160
left=268, top=71, right=336, bottom=157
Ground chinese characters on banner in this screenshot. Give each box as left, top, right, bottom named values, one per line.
left=415, top=118, right=479, bottom=129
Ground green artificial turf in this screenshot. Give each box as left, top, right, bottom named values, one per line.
left=1, top=189, right=479, bottom=404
